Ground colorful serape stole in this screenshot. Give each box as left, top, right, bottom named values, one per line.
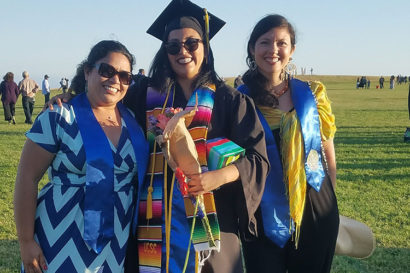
left=137, top=87, right=174, bottom=273
left=184, top=86, right=221, bottom=252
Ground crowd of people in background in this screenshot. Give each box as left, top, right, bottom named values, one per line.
left=356, top=75, right=410, bottom=90
left=0, top=68, right=148, bottom=125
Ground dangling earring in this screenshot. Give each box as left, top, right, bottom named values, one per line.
left=84, top=80, right=88, bottom=93
left=284, top=58, right=297, bottom=80
left=250, top=58, right=257, bottom=71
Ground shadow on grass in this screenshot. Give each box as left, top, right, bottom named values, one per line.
left=335, top=129, right=408, bottom=145
left=0, top=239, right=20, bottom=273
left=338, top=160, right=410, bottom=171
left=0, top=131, right=24, bottom=137
left=332, top=247, right=410, bottom=273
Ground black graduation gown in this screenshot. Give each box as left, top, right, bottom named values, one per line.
left=124, top=81, right=269, bottom=273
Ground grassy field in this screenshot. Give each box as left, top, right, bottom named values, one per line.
left=1, top=76, right=409, bottom=272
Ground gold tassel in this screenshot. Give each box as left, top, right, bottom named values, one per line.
left=203, top=8, right=210, bottom=64
left=146, top=186, right=153, bottom=219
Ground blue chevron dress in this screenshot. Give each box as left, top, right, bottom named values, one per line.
left=24, top=104, right=139, bottom=273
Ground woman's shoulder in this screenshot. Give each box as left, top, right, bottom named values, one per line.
left=308, top=80, right=326, bottom=93
left=40, top=103, right=75, bottom=122
left=215, top=82, right=246, bottom=100
left=293, top=79, right=326, bottom=96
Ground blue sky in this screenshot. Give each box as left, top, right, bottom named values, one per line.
left=1, top=0, right=409, bottom=87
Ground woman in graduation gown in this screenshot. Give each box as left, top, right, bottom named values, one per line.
left=237, top=15, right=339, bottom=273
left=14, top=40, right=148, bottom=273
left=123, top=1, right=269, bottom=272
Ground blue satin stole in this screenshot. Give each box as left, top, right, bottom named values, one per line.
left=290, top=79, right=325, bottom=192
left=237, top=79, right=325, bottom=248
left=72, top=92, right=148, bottom=254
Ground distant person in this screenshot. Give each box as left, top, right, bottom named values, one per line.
left=0, top=72, right=20, bottom=124
left=14, top=40, right=148, bottom=273
left=310, top=67, right=313, bottom=75
left=131, top=68, right=147, bottom=87
left=379, top=76, right=385, bottom=89
left=234, top=74, right=244, bottom=88
left=59, top=77, right=68, bottom=93
left=18, top=71, right=39, bottom=124
left=137, top=68, right=145, bottom=75
left=65, top=78, right=69, bottom=91
left=356, top=77, right=360, bottom=89
left=359, top=76, right=367, bottom=89
left=367, top=79, right=370, bottom=89
left=41, top=75, right=50, bottom=104
left=390, top=75, right=395, bottom=89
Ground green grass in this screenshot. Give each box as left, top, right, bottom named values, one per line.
left=1, top=80, right=409, bottom=272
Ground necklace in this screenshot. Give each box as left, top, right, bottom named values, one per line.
left=269, top=80, right=289, bottom=98
left=94, top=109, right=120, bottom=127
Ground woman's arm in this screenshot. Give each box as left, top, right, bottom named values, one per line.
left=187, top=164, right=240, bottom=195
left=323, top=138, right=337, bottom=188
left=14, top=139, right=55, bottom=272
left=188, top=86, right=269, bottom=211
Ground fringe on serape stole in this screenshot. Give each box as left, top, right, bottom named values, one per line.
left=184, top=86, right=221, bottom=252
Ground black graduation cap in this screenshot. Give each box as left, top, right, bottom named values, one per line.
left=147, top=0, right=226, bottom=41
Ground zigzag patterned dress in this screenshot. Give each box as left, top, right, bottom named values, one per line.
left=24, top=104, right=139, bottom=273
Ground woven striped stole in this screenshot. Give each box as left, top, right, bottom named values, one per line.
left=137, top=85, right=221, bottom=273
left=184, top=86, right=221, bottom=252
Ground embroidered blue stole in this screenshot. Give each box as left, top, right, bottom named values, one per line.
left=72, top=92, right=148, bottom=254
left=290, top=79, right=325, bottom=191
left=238, top=79, right=325, bottom=248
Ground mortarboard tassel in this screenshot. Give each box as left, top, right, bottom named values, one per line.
left=203, top=8, right=210, bottom=64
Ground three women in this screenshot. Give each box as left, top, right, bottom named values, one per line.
left=15, top=3, right=339, bottom=273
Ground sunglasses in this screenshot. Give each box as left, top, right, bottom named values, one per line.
left=94, top=63, right=132, bottom=85
left=165, top=38, right=202, bottom=55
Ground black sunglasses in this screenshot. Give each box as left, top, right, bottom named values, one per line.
left=164, top=38, right=202, bottom=55
left=94, top=63, right=132, bottom=85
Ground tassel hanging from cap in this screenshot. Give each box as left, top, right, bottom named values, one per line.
left=203, top=8, right=210, bottom=64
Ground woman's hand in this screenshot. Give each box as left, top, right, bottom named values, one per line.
left=43, top=92, right=74, bottom=111
left=187, top=164, right=240, bottom=196
left=187, top=171, right=221, bottom=196
left=19, top=240, right=47, bottom=273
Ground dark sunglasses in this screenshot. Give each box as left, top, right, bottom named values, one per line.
left=165, top=38, right=202, bottom=55
left=94, top=63, right=132, bottom=85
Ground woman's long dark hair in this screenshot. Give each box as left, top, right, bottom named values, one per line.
left=3, top=72, right=14, bottom=82
left=149, top=40, right=222, bottom=92
left=242, top=14, right=296, bottom=107
left=70, top=40, right=135, bottom=94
